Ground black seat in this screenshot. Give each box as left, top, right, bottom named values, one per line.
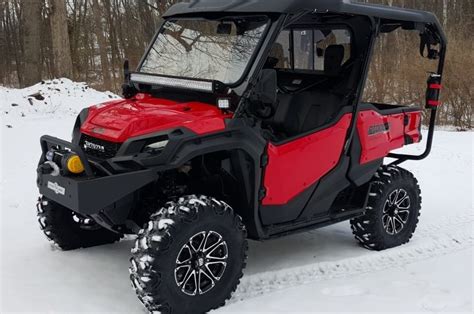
left=269, top=92, right=344, bottom=139
left=266, top=45, right=347, bottom=141
left=324, top=44, right=345, bottom=76
left=265, top=45, right=348, bottom=140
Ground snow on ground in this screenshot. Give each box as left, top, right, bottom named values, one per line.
left=0, top=81, right=472, bottom=313
left=0, top=78, right=119, bottom=128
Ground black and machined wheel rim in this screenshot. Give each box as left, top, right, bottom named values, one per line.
left=382, top=188, right=411, bottom=235
left=174, top=231, right=229, bottom=296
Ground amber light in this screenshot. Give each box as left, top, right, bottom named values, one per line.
left=66, top=155, right=85, bottom=174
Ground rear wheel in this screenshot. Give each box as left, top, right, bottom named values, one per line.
left=129, top=195, right=247, bottom=314
left=36, top=196, right=122, bottom=250
left=350, top=165, right=421, bottom=251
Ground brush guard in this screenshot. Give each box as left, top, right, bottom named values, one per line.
left=37, top=135, right=156, bottom=215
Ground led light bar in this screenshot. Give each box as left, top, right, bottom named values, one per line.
left=131, top=73, right=214, bottom=93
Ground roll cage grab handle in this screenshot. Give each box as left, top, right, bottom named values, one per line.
left=388, top=26, right=446, bottom=166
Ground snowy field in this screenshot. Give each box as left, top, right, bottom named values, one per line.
left=0, top=80, right=472, bottom=313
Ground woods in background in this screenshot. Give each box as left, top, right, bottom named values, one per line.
left=0, top=0, right=472, bottom=128
left=0, top=0, right=175, bottom=89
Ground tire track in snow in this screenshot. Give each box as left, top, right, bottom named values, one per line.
left=228, top=212, right=474, bottom=305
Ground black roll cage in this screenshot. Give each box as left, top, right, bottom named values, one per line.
left=387, top=24, right=447, bottom=165
left=138, top=4, right=446, bottom=165
left=237, top=10, right=447, bottom=165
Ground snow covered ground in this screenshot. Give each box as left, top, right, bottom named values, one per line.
left=0, top=80, right=472, bottom=313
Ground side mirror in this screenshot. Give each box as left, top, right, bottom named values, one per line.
left=252, top=69, right=277, bottom=105
left=122, top=59, right=137, bottom=99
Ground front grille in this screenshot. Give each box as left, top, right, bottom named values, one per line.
left=79, top=134, right=121, bottom=160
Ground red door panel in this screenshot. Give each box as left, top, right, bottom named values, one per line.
left=262, top=114, right=352, bottom=206
left=357, top=109, right=421, bottom=164
left=357, top=110, right=404, bottom=164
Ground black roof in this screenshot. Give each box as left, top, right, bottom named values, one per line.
left=164, top=0, right=444, bottom=37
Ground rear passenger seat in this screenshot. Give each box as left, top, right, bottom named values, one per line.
left=263, top=44, right=353, bottom=141
left=267, top=91, right=345, bottom=140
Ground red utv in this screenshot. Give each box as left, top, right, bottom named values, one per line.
left=36, top=0, right=446, bottom=312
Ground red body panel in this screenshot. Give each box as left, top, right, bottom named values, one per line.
left=404, top=111, right=422, bottom=143
left=357, top=109, right=421, bottom=164
left=262, top=114, right=352, bottom=206
left=80, top=93, right=230, bottom=143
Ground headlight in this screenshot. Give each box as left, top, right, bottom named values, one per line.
left=143, top=140, right=169, bottom=154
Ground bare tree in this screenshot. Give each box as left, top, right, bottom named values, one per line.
left=91, top=0, right=111, bottom=90
left=49, top=0, right=73, bottom=78
left=21, top=0, right=42, bottom=86
left=0, top=0, right=471, bottom=128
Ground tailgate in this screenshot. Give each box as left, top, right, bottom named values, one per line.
left=357, top=107, right=422, bottom=164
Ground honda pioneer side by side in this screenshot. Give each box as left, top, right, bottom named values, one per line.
left=36, top=0, right=446, bottom=313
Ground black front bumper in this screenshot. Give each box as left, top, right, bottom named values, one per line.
left=37, top=135, right=157, bottom=215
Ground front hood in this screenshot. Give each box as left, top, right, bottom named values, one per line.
left=80, top=94, right=230, bottom=143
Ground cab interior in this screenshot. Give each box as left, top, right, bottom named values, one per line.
left=261, top=14, right=372, bottom=142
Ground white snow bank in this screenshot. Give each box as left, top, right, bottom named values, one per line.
left=0, top=78, right=120, bottom=128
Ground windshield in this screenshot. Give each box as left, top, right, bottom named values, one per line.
left=140, top=17, right=269, bottom=85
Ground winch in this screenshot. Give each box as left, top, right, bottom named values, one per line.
left=38, top=148, right=85, bottom=176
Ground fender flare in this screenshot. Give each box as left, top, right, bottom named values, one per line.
left=109, top=119, right=268, bottom=238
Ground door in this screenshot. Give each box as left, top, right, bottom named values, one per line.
left=262, top=114, right=352, bottom=205
left=258, top=26, right=355, bottom=225
left=259, top=114, right=352, bottom=225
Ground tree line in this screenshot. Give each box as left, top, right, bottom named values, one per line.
left=0, top=0, right=471, bottom=128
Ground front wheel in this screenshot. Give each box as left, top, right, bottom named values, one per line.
left=129, top=195, right=247, bottom=314
left=350, top=165, right=421, bottom=251
left=36, top=196, right=122, bottom=250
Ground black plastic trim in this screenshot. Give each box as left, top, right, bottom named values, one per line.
left=37, top=170, right=156, bottom=216
left=72, top=108, right=89, bottom=145
left=359, top=102, right=421, bottom=115
left=347, top=129, right=383, bottom=186
left=299, top=157, right=351, bottom=219
left=260, top=182, right=317, bottom=225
